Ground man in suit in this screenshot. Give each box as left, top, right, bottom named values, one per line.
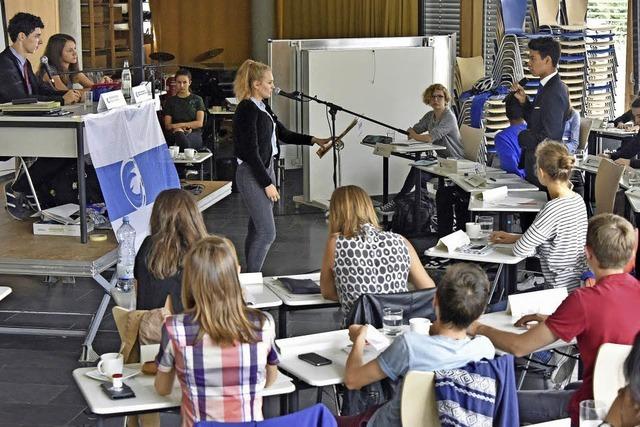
left=1, top=12, right=82, bottom=219
left=512, top=37, right=569, bottom=188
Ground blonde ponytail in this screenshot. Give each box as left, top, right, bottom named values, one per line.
left=233, top=59, right=271, bottom=100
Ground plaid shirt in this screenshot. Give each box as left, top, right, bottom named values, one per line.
left=156, top=312, right=279, bottom=426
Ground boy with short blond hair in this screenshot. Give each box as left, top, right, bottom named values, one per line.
left=469, top=213, right=640, bottom=425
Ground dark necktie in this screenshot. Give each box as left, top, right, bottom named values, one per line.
left=22, top=61, right=32, bottom=95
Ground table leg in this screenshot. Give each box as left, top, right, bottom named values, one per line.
left=382, top=157, right=389, bottom=205
left=278, top=306, right=288, bottom=338
left=96, top=415, right=105, bottom=427
left=288, top=388, right=299, bottom=413
left=81, top=271, right=115, bottom=362
left=316, top=386, right=323, bottom=404
left=76, top=124, right=87, bottom=243
left=487, top=263, right=504, bottom=306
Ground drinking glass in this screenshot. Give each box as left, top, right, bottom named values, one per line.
left=382, top=307, right=403, bottom=336
left=579, top=400, right=606, bottom=426
left=84, top=90, right=93, bottom=111
left=575, top=149, right=586, bottom=164
left=477, top=215, right=494, bottom=238
left=386, top=130, right=396, bottom=142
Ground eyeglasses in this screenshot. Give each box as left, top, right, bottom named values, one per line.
left=431, top=95, right=445, bottom=99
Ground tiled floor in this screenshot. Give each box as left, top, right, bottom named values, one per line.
left=0, top=171, right=380, bottom=426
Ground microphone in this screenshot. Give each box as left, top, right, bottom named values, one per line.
left=274, top=87, right=300, bottom=100
left=40, top=56, right=54, bottom=81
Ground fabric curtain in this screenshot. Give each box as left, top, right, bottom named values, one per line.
left=275, top=0, right=418, bottom=39
left=149, top=0, right=251, bottom=67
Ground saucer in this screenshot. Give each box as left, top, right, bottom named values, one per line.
left=85, top=366, right=141, bottom=382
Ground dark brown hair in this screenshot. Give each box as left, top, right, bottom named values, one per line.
left=37, top=33, right=78, bottom=85
left=436, top=263, right=489, bottom=328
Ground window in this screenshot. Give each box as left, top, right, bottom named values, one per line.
left=422, top=0, right=461, bottom=53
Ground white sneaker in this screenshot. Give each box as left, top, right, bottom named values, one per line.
left=378, top=200, right=396, bottom=214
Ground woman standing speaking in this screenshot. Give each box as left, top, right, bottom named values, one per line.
left=233, top=59, right=330, bottom=272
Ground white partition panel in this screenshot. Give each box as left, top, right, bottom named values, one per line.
left=302, top=47, right=435, bottom=206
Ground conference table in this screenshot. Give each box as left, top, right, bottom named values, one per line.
left=0, top=104, right=94, bottom=242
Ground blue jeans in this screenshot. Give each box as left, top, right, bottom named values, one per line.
left=236, top=161, right=276, bottom=272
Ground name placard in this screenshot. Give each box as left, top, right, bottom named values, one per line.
left=97, top=90, right=127, bottom=112
left=131, top=85, right=152, bottom=104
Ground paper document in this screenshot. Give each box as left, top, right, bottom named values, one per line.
left=478, top=186, right=508, bottom=202
left=38, top=203, right=80, bottom=224
left=508, top=288, right=568, bottom=319
left=436, top=230, right=471, bottom=253
left=483, top=196, right=539, bottom=208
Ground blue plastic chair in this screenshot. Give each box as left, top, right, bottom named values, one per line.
left=193, top=403, right=337, bottom=427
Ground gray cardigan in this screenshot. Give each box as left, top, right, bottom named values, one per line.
left=412, top=108, right=463, bottom=159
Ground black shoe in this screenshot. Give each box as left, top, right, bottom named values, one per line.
left=4, top=183, right=32, bottom=220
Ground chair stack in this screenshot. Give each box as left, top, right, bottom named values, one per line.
left=583, top=24, right=618, bottom=120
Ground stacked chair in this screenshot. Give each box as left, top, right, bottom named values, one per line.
left=487, top=0, right=619, bottom=123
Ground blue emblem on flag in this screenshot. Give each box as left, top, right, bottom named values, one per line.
left=120, top=158, right=147, bottom=209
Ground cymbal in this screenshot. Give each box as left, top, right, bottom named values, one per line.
left=149, top=51, right=175, bottom=62
left=193, top=48, right=224, bottom=62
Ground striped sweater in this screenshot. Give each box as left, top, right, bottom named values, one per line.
left=514, top=193, right=588, bottom=290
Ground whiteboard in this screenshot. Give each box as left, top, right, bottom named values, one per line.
left=302, top=47, right=435, bottom=205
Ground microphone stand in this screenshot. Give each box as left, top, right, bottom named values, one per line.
left=293, top=91, right=408, bottom=189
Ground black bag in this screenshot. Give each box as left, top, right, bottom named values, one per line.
left=390, top=193, right=436, bottom=236
left=38, top=162, right=104, bottom=209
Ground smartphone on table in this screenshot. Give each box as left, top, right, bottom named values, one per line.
left=298, top=352, right=332, bottom=366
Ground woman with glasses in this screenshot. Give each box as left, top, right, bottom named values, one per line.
left=378, top=83, right=463, bottom=214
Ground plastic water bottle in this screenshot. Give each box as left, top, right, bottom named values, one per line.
left=121, top=60, right=132, bottom=100
left=113, top=216, right=136, bottom=310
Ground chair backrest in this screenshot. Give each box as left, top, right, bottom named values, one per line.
left=500, top=0, right=527, bottom=34
left=563, top=0, right=587, bottom=25
left=456, top=57, right=485, bottom=93
left=594, top=158, right=624, bottom=215
left=345, top=288, right=437, bottom=328
left=401, top=371, right=441, bottom=427
left=460, top=124, right=486, bottom=163
left=534, top=0, right=560, bottom=27
left=194, top=403, right=337, bottom=426
left=593, top=343, right=632, bottom=412
left=578, top=117, right=593, bottom=150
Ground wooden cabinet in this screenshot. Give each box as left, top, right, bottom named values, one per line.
left=81, top=0, right=132, bottom=71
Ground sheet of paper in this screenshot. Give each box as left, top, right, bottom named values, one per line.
left=483, top=196, right=539, bottom=208
left=239, top=272, right=263, bottom=286
left=481, top=186, right=508, bottom=202
left=436, top=230, right=470, bottom=253
left=508, top=288, right=569, bottom=319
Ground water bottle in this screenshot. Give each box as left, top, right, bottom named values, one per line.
left=121, top=60, right=132, bottom=100
left=113, top=216, right=136, bottom=310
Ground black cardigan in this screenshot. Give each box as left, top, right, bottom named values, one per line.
left=0, top=47, right=64, bottom=104
left=233, top=99, right=313, bottom=187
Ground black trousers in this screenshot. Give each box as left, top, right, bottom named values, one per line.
left=436, top=185, right=470, bottom=237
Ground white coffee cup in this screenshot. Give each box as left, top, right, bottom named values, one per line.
left=466, top=222, right=482, bottom=239
left=184, top=148, right=196, bottom=159
left=97, top=352, right=123, bottom=378
left=169, top=145, right=180, bottom=158
left=409, top=317, right=431, bottom=335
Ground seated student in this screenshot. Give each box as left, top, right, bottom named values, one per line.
left=378, top=83, right=463, bottom=214
left=563, top=107, right=580, bottom=155
left=336, top=263, right=495, bottom=427
left=1, top=13, right=82, bottom=220
left=603, top=331, right=640, bottom=427
left=320, top=185, right=435, bottom=321
left=135, top=188, right=208, bottom=313
left=163, top=68, right=206, bottom=151
left=601, top=98, right=640, bottom=169
left=494, top=93, right=527, bottom=178
left=490, top=140, right=588, bottom=289
left=155, top=235, right=279, bottom=426
left=469, top=213, right=640, bottom=425
left=36, top=33, right=112, bottom=90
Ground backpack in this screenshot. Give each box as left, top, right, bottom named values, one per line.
left=37, top=162, right=104, bottom=209
left=390, top=192, right=436, bottom=236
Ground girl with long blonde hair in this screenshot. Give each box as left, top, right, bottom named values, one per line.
left=135, top=188, right=208, bottom=313
left=154, top=236, right=279, bottom=426
left=320, top=185, right=435, bottom=321
left=232, top=59, right=331, bottom=272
